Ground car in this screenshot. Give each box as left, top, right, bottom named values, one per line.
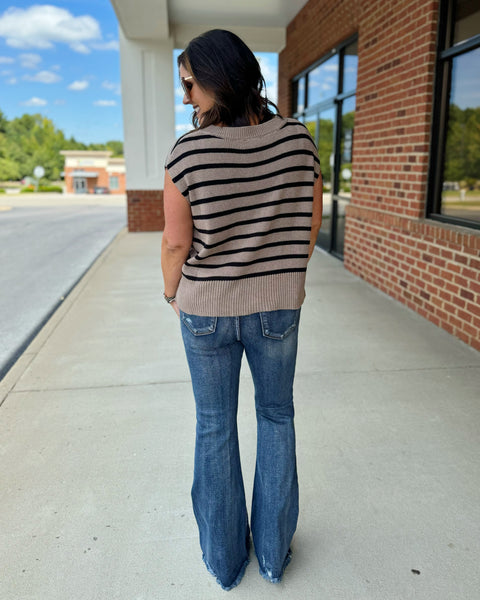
left=93, top=186, right=110, bottom=194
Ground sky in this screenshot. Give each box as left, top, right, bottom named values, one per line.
left=0, top=1, right=279, bottom=145
left=0, top=1, right=123, bottom=144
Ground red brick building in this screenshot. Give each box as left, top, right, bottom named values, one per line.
left=60, top=151, right=126, bottom=194
left=278, top=0, right=479, bottom=351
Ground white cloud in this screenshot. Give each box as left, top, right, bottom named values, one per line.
left=24, top=70, right=61, bottom=84
left=21, top=96, right=47, bottom=106
left=68, top=80, right=89, bottom=91
left=69, top=42, right=91, bottom=55
left=19, top=53, right=42, bottom=68
left=176, top=123, right=194, bottom=135
left=256, top=54, right=276, bottom=82
left=102, top=80, right=121, bottom=95
left=6, top=77, right=17, bottom=85
left=255, top=53, right=278, bottom=104
left=175, top=104, right=187, bottom=114
left=93, top=100, right=117, bottom=107
left=91, top=40, right=119, bottom=51
left=0, top=55, right=14, bottom=64
left=0, top=5, right=101, bottom=52
left=54, top=99, right=66, bottom=105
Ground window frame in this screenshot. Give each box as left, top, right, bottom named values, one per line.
left=292, top=34, right=358, bottom=257
left=427, top=0, right=480, bottom=230
left=109, top=175, right=119, bottom=190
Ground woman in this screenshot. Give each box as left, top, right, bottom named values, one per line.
left=162, top=29, right=322, bottom=591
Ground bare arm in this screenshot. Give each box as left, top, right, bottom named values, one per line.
left=161, top=169, right=193, bottom=316
left=308, top=173, right=323, bottom=260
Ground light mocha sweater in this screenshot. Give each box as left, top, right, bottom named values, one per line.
left=165, top=115, right=320, bottom=316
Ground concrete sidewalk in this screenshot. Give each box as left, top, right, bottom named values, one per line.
left=1, top=231, right=479, bottom=600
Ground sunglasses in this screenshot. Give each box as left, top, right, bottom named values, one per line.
left=180, top=75, right=194, bottom=99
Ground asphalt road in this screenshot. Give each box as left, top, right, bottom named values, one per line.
left=0, top=194, right=127, bottom=379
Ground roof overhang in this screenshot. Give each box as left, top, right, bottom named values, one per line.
left=110, top=0, right=309, bottom=52
left=60, top=151, right=112, bottom=158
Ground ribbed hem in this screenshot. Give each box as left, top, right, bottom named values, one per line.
left=176, top=272, right=307, bottom=316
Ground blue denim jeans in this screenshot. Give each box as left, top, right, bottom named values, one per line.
left=180, top=309, right=300, bottom=590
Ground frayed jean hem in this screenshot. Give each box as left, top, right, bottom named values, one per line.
left=258, top=548, right=292, bottom=584
left=203, top=555, right=250, bottom=592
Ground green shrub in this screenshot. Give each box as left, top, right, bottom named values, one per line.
left=39, top=185, right=62, bottom=193
left=0, top=188, right=6, bottom=194
left=20, top=185, right=63, bottom=193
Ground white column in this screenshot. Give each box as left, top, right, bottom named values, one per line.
left=119, top=29, right=175, bottom=191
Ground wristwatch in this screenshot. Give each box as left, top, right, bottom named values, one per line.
left=163, top=293, right=176, bottom=304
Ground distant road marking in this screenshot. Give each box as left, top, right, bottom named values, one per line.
left=0, top=206, right=12, bottom=211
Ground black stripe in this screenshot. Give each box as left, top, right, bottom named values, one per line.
left=190, top=182, right=313, bottom=207
left=166, top=132, right=316, bottom=170
left=194, top=240, right=309, bottom=259
left=186, top=254, right=309, bottom=269
left=172, top=119, right=311, bottom=150
left=194, top=196, right=312, bottom=220
left=181, top=267, right=307, bottom=282
left=171, top=150, right=318, bottom=184
left=167, top=131, right=216, bottom=154
left=185, top=165, right=314, bottom=193
left=194, top=212, right=312, bottom=235
left=192, top=226, right=312, bottom=250
left=176, top=133, right=219, bottom=146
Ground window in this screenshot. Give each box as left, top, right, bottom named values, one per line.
left=308, top=55, right=339, bottom=106
left=292, top=36, right=357, bottom=257
left=428, top=0, right=480, bottom=228
left=109, top=175, right=119, bottom=190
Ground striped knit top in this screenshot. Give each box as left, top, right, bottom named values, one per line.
left=165, top=115, right=320, bottom=316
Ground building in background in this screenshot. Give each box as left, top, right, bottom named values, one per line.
left=110, top=0, right=479, bottom=350
left=60, top=150, right=126, bottom=194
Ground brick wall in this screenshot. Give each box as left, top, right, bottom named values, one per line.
left=346, top=209, right=480, bottom=351
left=63, top=167, right=126, bottom=194
left=63, top=166, right=110, bottom=194
left=108, top=171, right=126, bottom=194
left=278, top=0, right=359, bottom=116
left=279, top=0, right=480, bottom=351
left=127, top=190, right=165, bottom=232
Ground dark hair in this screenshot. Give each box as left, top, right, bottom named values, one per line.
left=178, top=29, right=279, bottom=128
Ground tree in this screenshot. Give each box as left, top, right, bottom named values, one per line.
left=444, top=104, right=480, bottom=184
left=0, top=109, right=8, bottom=134
left=0, top=110, right=20, bottom=180
left=106, top=140, right=123, bottom=157
left=0, top=157, right=20, bottom=181
left=0, top=108, right=124, bottom=182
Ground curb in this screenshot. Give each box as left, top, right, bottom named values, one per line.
left=0, top=227, right=128, bottom=405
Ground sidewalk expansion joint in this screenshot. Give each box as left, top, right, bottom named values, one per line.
left=297, top=364, right=480, bottom=376
left=5, top=378, right=193, bottom=395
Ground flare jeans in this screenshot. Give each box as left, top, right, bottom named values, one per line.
left=180, top=308, right=300, bottom=590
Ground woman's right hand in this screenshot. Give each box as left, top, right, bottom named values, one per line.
left=170, top=300, right=180, bottom=317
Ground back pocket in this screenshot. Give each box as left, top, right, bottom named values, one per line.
left=259, top=309, right=300, bottom=340
left=180, top=312, right=217, bottom=336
